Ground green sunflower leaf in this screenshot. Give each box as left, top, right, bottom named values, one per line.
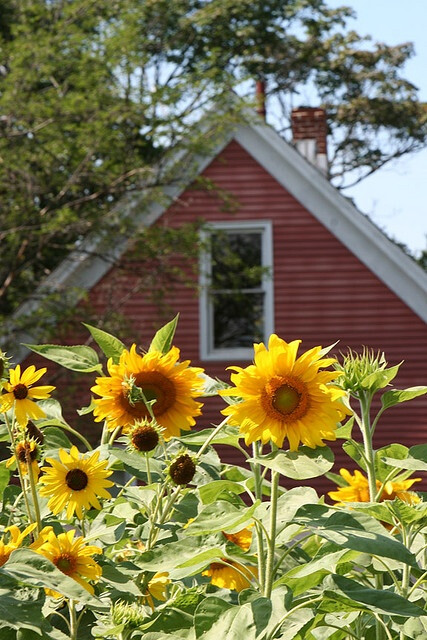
left=361, top=363, right=401, bottom=392
left=323, top=574, right=426, bottom=617
left=248, top=446, right=334, bottom=480
left=2, top=549, right=105, bottom=608
left=375, top=443, right=409, bottom=481
left=177, top=426, right=240, bottom=448
left=83, top=323, right=126, bottom=363
left=381, top=386, right=427, bottom=410
left=198, top=480, right=246, bottom=504
left=0, top=462, right=11, bottom=500
left=184, top=500, right=260, bottom=536
left=22, top=344, right=102, bottom=373
left=149, top=314, right=179, bottom=354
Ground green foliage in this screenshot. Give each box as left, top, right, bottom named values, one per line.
left=149, top=315, right=179, bottom=355
left=23, top=343, right=102, bottom=373
left=0, top=320, right=426, bottom=639
left=82, top=324, right=126, bottom=364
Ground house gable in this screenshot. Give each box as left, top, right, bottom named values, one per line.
left=16, top=133, right=427, bottom=494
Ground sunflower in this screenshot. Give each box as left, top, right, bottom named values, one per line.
left=0, top=365, right=55, bottom=427
left=0, top=523, right=37, bottom=567
left=6, top=439, right=40, bottom=479
left=220, top=334, right=351, bottom=451
left=222, top=526, right=253, bottom=551
left=328, top=468, right=422, bottom=504
left=39, top=446, right=114, bottom=519
left=202, top=560, right=257, bottom=592
left=35, top=528, right=102, bottom=596
left=128, top=419, right=161, bottom=452
left=91, top=344, right=204, bottom=439
left=143, top=572, right=171, bottom=610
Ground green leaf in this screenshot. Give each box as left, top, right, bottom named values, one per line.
left=23, top=344, right=102, bottom=373
left=195, top=597, right=233, bottom=638
left=324, top=574, right=426, bottom=617
left=0, top=584, right=45, bottom=633
left=381, top=456, right=427, bottom=473
left=100, top=563, right=142, bottom=596
left=361, top=363, right=400, bottom=392
left=37, top=398, right=68, bottom=423
left=149, top=315, right=179, bottom=354
left=342, top=440, right=367, bottom=471
left=196, top=602, right=258, bottom=640
left=410, top=443, right=427, bottom=463
left=381, top=386, right=427, bottom=410
left=42, top=426, right=72, bottom=452
left=200, top=374, right=229, bottom=397
left=293, top=508, right=418, bottom=566
left=109, top=446, right=163, bottom=481
left=402, top=616, right=427, bottom=639
left=178, top=426, right=240, bottom=448
left=335, top=417, right=354, bottom=439
left=270, top=608, right=315, bottom=640
left=83, top=323, right=126, bottom=363
left=199, top=480, right=245, bottom=504
left=375, top=443, right=409, bottom=481
left=0, top=462, right=11, bottom=500
left=2, top=549, right=104, bottom=607
left=135, top=538, right=224, bottom=579
left=184, top=500, right=259, bottom=536
left=248, top=446, right=334, bottom=480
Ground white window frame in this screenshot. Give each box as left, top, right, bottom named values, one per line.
left=199, top=220, right=274, bottom=361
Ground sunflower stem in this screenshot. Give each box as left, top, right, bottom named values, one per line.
left=251, top=442, right=266, bottom=592
left=69, top=599, right=78, bottom=640
left=4, top=411, right=34, bottom=529
left=196, top=416, right=229, bottom=459
left=100, top=421, right=110, bottom=446
left=25, top=452, right=42, bottom=536
left=264, top=467, right=279, bottom=598
left=115, top=475, right=136, bottom=500
left=146, top=481, right=169, bottom=550
left=358, top=392, right=377, bottom=502
left=108, top=426, right=121, bottom=446
left=358, top=391, right=385, bottom=640
left=145, top=453, right=152, bottom=485
left=59, top=422, right=93, bottom=451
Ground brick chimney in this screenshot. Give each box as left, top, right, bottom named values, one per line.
left=291, top=107, right=328, bottom=175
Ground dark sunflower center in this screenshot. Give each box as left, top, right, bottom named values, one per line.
left=16, top=442, right=37, bottom=463
left=13, top=383, right=28, bottom=400
left=131, top=426, right=159, bottom=452
left=66, top=468, right=88, bottom=491
left=123, top=372, right=176, bottom=419
left=272, top=384, right=301, bottom=415
left=169, top=454, right=196, bottom=485
left=140, top=386, right=158, bottom=403
left=55, top=553, right=76, bottom=575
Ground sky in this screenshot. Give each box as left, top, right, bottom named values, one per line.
left=326, top=0, right=427, bottom=257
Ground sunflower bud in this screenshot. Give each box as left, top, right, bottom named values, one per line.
left=335, top=348, right=399, bottom=394
left=129, top=420, right=160, bottom=452
left=111, top=601, right=147, bottom=628
left=168, top=454, right=196, bottom=485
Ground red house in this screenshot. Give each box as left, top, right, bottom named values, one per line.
left=12, top=108, right=427, bottom=493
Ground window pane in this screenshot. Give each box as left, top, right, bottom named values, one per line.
left=213, top=292, right=264, bottom=348
left=211, top=231, right=262, bottom=290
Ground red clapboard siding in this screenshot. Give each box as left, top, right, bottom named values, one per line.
left=22, top=139, right=427, bottom=496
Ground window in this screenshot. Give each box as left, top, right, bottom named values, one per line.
left=199, top=221, right=274, bottom=360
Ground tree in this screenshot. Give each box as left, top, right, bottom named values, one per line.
left=1, top=0, right=426, bottom=340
